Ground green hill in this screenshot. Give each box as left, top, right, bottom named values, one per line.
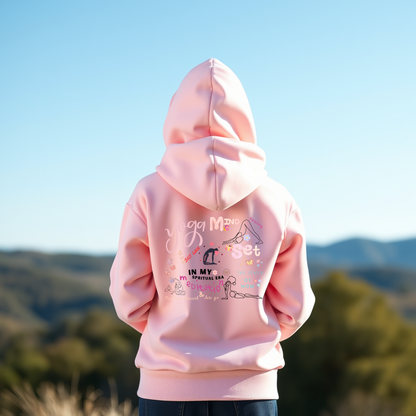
left=1, top=245, right=415, bottom=334
left=0, top=250, right=114, bottom=330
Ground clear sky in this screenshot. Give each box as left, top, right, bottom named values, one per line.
left=1, top=0, right=415, bottom=254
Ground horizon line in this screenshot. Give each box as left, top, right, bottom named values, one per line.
left=1, top=235, right=415, bottom=257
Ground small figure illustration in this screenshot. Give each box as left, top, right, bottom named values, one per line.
left=203, top=248, right=218, bottom=265
left=221, top=275, right=263, bottom=300
left=222, top=219, right=263, bottom=245
left=165, top=279, right=186, bottom=295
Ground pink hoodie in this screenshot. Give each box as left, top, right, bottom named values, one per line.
left=110, top=58, right=315, bottom=401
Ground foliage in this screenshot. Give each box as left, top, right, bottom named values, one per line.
left=1, top=265, right=416, bottom=415
left=0, top=309, right=140, bottom=402
left=279, top=271, right=416, bottom=416
left=320, top=390, right=402, bottom=416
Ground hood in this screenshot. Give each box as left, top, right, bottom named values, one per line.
left=156, top=58, right=267, bottom=211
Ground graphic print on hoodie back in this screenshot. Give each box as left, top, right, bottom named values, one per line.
left=110, top=58, right=315, bottom=401
left=164, top=216, right=265, bottom=301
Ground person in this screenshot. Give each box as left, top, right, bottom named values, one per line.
left=109, top=58, right=315, bottom=416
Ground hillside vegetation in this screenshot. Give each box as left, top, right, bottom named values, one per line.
left=1, top=245, right=415, bottom=328
left=0, top=242, right=415, bottom=415
left=0, top=251, right=113, bottom=330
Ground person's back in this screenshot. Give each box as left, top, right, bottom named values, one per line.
left=110, top=58, right=315, bottom=415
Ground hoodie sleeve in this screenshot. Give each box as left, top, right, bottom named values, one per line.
left=266, top=208, right=315, bottom=341
left=109, top=203, right=155, bottom=334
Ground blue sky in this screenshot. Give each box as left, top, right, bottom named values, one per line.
left=1, top=0, right=415, bottom=254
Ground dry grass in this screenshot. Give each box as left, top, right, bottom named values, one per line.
left=0, top=379, right=137, bottom=416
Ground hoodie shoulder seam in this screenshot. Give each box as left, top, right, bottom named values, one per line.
left=126, top=202, right=147, bottom=226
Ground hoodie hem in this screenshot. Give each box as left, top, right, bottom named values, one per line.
left=137, top=368, right=279, bottom=401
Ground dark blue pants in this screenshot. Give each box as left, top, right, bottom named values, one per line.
left=138, top=397, right=278, bottom=416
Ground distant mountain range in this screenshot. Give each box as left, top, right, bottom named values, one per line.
left=307, top=237, right=416, bottom=271
left=0, top=237, right=415, bottom=330
left=306, top=238, right=416, bottom=301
